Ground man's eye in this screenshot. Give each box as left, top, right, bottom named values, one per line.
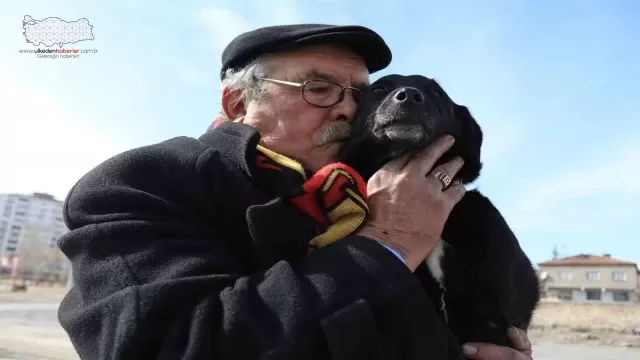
left=306, top=83, right=333, bottom=93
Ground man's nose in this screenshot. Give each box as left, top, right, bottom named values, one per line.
left=332, top=91, right=359, bottom=123
left=393, top=87, right=425, bottom=104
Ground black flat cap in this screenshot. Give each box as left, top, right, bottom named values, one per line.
left=220, top=24, right=392, bottom=80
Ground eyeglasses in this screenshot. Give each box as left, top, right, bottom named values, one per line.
left=257, top=77, right=362, bottom=108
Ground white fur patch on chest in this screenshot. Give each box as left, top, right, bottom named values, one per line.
left=425, top=239, right=446, bottom=283
left=425, top=239, right=448, bottom=324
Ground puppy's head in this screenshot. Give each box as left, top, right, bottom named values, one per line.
left=340, top=74, right=483, bottom=183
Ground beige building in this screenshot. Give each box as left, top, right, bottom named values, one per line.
left=538, top=254, right=640, bottom=304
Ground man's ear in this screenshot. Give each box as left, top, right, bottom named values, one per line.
left=453, top=104, right=483, bottom=183
left=221, top=86, right=247, bottom=121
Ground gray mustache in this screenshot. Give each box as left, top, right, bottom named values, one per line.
left=315, top=122, right=352, bottom=146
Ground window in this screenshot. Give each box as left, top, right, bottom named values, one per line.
left=586, top=271, right=600, bottom=281
left=586, top=290, right=601, bottom=301
left=559, top=271, right=572, bottom=280
left=557, top=289, right=572, bottom=300
left=613, top=291, right=629, bottom=302
left=612, top=271, right=627, bottom=282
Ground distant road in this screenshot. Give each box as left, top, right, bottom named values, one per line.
left=1, top=301, right=639, bottom=360
left=534, top=342, right=640, bottom=360
left=0, top=301, right=77, bottom=360
left=0, top=302, right=59, bottom=311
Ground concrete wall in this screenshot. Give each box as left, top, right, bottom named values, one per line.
left=539, top=264, right=638, bottom=291
left=548, top=287, right=638, bottom=304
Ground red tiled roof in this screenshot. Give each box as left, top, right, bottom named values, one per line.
left=538, top=254, right=637, bottom=267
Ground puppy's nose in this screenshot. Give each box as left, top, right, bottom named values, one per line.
left=394, top=87, right=425, bottom=104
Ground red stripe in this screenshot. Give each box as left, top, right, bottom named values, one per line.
left=256, top=155, right=284, bottom=172
left=290, top=194, right=328, bottom=226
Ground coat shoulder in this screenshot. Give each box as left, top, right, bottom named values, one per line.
left=62, top=135, right=235, bottom=230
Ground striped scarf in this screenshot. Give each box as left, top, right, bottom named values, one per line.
left=254, top=144, right=370, bottom=253
left=210, top=117, right=370, bottom=252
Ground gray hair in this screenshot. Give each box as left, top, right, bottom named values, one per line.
left=217, top=56, right=273, bottom=121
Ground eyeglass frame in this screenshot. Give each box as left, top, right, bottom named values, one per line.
left=256, top=77, right=362, bottom=108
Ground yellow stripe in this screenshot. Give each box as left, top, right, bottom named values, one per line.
left=321, top=169, right=354, bottom=192
left=345, top=188, right=368, bottom=210
left=256, top=144, right=307, bottom=180
left=309, top=197, right=368, bottom=248
left=322, top=170, right=340, bottom=192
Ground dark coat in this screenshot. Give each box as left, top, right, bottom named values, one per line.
left=57, top=122, right=464, bottom=360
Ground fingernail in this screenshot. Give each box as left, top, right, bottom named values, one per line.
left=509, top=326, right=520, bottom=338
left=444, top=134, right=455, bottom=143
left=462, top=344, right=477, bottom=356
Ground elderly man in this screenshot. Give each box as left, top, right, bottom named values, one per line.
left=57, top=24, right=533, bottom=360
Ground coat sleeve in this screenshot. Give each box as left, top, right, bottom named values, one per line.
left=57, top=137, right=445, bottom=360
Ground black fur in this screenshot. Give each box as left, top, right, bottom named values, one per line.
left=340, top=74, right=540, bottom=348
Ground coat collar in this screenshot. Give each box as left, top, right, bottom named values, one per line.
left=198, top=121, right=262, bottom=180
left=197, top=121, right=318, bottom=269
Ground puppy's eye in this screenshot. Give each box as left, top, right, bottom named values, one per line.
left=372, top=87, right=388, bottom=94
left=431, top=89, right=444, bottom=98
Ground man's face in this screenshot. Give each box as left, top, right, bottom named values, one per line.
left=237, top=44, right=369, bottom=172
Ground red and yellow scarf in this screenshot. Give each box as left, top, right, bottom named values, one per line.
left=254, top=144, right=369, bottom=253
left=211, top=118, right=370, bottom=253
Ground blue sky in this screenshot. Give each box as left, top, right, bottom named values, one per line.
left=1, top=0, right=638, bottom=267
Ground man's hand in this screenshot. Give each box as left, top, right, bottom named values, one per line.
left=461, top=327, right=533, bottom=360
left=355, top=135, right=467, bottom=271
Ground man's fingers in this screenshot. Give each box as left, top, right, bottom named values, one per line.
left=426, top=156, right=464, bottom=190
left=461, top=343, right=530, bottom=360
left=404, top=135, right=456, bottom=175
left=381, top=152, right=414, bottom=173
left=460, top=328, right=533, bottom=360
left=443, top=181, right=466, bottom=204
left=508, top=327, right=532, bottom=355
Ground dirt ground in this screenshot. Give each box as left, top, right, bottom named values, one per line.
left=1, top=288, right=640, bottom=359
left=0, top=285, right=68, bottom=304
left=528, top=301, right=640, bottom=348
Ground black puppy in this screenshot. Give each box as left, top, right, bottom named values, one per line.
left=340, top=74, right=540, bottom=349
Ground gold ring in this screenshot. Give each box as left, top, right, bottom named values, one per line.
left=430, top=170, right=452, bottom=190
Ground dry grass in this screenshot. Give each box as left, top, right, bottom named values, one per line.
left=532, top=302, right=640, bottom=333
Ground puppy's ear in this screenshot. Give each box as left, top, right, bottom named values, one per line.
left=454, top=104, right=483, bottom=183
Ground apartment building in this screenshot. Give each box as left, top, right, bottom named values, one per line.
left=538, top=254, right=640, bottom=304
left=0, top=192, right=69, bottom=277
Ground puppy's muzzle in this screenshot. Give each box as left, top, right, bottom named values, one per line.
left=392, top=87, right=425, bottom=105
left=376, top=86, right=428, bottom=129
